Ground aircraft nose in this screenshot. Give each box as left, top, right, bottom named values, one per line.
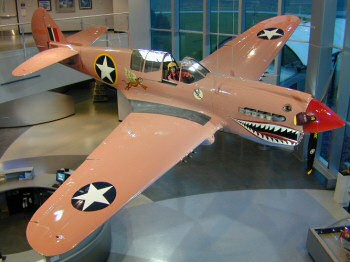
left=302, top=99, right=345, bottom=133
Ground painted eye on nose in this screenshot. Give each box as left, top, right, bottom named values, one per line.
left=294, top=112, right=316, bottom=126
left=283, top=105, right=292, bottom=112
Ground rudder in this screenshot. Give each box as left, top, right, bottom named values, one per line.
left=31, top=8, right=67, bottom=51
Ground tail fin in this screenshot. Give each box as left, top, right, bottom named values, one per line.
left=32, top=8, right=67, bottom=51
left=13, top=8, right=78, bottom=76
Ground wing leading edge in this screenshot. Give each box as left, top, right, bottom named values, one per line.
left=27, top=113, right=221, bottom=256
left=12, top=47, right=78, bottom=76
left=201, top=15, right=300, bottom=80
left=66, top=26, right=108, bottom=46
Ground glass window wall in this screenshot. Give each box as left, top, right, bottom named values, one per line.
left=210, top=0, right=239, bottom=35
left=151, top=31, right=172, bottom=53
left=320, top=53, right=341, bottom=162
left=179, top=0, right=203, bottom=31
left=340, top=107, right=350, bottom=174
left=180, top=32, right=203, bottom=60
left=151, top=0, right=172, bottom=29
left=210, top=35, right=233, bottom=53
left=150, top=0, right=172, bottom=55
left=178, top=0, right=203, bottom=60
left=337, top=0, right=347, bottom=18
left=244, top=0, right=278, bottom=30
left=337, top=0, right=349, bottom=174
left=285, top=0, right=312, bottom=22
left=277, top=0, right=312, bottom=89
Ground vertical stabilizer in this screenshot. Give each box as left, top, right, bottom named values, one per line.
left=31, top=8, right=68, bottom=51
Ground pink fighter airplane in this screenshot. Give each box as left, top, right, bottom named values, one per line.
left=13, top=8, right=345, bottom=256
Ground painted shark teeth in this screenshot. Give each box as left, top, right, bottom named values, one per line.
left=235, top=119, right=302, bottom=146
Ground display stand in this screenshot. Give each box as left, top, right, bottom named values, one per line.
left=46, top=222, right=111, bottom=262
left=334, top=173, right=350, bottom=205
left=93, top=81, right=109, bottom=102
left=307, top=219, right=350, bottom=262
left=0, top=91, right=75, bottom=127
left=117, top=90, right=132, bottom=121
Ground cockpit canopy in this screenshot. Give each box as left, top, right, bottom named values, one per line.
left=130, top=49, right=165, bottom=73
left=130, top=49, right=210, bottom=84
left=180, top=57, right=210, bottom=83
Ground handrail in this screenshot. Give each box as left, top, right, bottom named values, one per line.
left=0, top=11, right=129, bottom=29
left=0, top=11, right=130, bottom=59
left=0, top=22, right=29, bottom=28
left=54, top=11, right=129, bottom=21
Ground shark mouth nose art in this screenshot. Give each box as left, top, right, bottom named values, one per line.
left=235, top=119, right=302, bottom=146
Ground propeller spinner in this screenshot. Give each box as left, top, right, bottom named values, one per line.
left=294, top=99, right=345, bottom=175
left=297, top=99, right=345, bottom=133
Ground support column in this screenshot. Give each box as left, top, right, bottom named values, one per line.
left=172, top=0, right=180, bottom=60
left=305, top=0, right=336, bottom=97
left=203, top=0, right=211, bottom=58
left=329, top=0, right=350, bottom=173
left=128, top=0, right=151, bottom=49
left=238, top=0, right=245, bottom=34
left=273, top=0, right=285, bottom=85
left=113, top=0, right=129, bottom=32
left=295, top=0, right=336, bottom=184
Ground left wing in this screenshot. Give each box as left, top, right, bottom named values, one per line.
left=201, top=15, right=300, bottom=80
left=27, top=113, right=221, bottom=256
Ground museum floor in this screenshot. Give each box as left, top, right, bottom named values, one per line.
left=0, top=85, right=349, bottom=262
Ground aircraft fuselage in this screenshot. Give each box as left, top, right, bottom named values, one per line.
left=59, top=45, right=314, bottom=148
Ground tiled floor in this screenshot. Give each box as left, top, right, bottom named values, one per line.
left=108, top=189, right=349, bottom=262
left=0, top=34, right=35, bottom=52
left=0, top=85, right=348, bottom=261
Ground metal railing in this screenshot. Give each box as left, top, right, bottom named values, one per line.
left=0, top=11, right=129, bottom=59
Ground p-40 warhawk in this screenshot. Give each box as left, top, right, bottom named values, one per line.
left=13, top=8, right=345, bottom=256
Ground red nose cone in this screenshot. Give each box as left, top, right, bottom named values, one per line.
left=303, top=99, right=345, bottom=133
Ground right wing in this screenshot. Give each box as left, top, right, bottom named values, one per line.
left=12, top=47, right=78, bottom=76
left=66, top=26, right=108, bottom=46
left=201, top=15, right=300, bottom=81
left=27, top=112, right=221, bottom=256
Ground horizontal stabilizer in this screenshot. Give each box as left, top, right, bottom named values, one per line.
left=12, top=47, right=78, bottom=76
left=67, top=26, right=107, bottom=46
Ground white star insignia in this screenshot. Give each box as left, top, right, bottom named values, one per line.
left=73, top=183, right=113, bottom=211
left=96, top=56, right=115, bottom=83
left=259, top=29, right=283, bottom=40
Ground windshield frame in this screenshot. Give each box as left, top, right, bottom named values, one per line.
left=179, top=57, right=210, bottom=84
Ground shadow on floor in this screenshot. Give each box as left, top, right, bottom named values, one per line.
left=0, top=211, right=34, bottom=254
left=143, top=131, right=323, bottom=201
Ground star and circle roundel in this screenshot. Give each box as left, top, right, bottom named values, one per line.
left=257, top=28, right=284, bottom=40
left=71, top=182, right=117, bottom=212
left=94, top=54, right=117, bottom=85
